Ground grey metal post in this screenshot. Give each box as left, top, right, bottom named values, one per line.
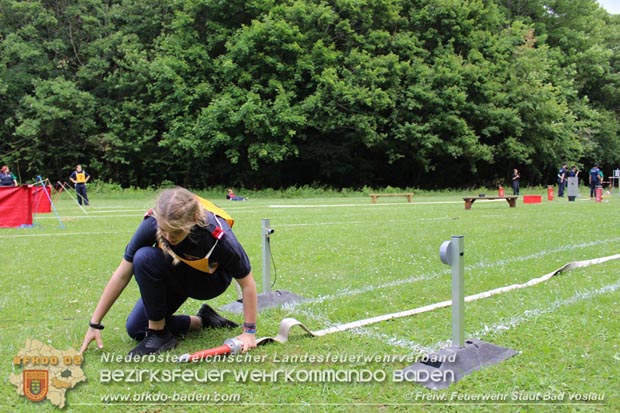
left=262, top=218, right=272, bottom=293
left=451, top=236, right=464, bottom=347
left=402, top=235, right=517, bottom=389
left=439, top=235, right=465, bottom=347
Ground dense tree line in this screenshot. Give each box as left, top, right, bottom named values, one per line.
left=1, top=0, right=619, bottom=189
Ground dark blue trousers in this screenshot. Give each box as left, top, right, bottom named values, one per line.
left=76, top=183, right=88, bottom=205
left=126, top=246, right=232, bottom=340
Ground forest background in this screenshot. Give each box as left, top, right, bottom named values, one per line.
left=1, top=0, right=619, bottom=190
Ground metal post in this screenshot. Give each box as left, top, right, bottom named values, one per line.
left=450, top=236, right=464, bottom=347
left=440, top=235, right=465, bottom=347
left=262, top=218, right=272, bottom=293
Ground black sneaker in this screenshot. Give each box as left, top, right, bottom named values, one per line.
left=128, top=328, right=177, bottom=356
left=197, top=304, right=238, bottom=329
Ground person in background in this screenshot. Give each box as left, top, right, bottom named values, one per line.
left=0, top=166, right=18, bottom=186
left=557, top=163, right=567, bottom=197
left=589, top=164, right=601, bottom=199
left=226, top=188, right=247, bottom=201
left=568, top=166, right=579, bottom=179
left=69, top=164, right=90, bottom=205
left=79, top=187, right=258, bottom=356
left=511, top=168, right=520, bottom=195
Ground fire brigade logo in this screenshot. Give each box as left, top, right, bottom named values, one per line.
left=10, top=339, right=86, bottom=409
left=23, top=370, right=49, bottom=402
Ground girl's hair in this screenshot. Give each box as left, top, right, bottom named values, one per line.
left=153, top=187, right=207, bottom=262
left=1, top=166, right=8, bottom=174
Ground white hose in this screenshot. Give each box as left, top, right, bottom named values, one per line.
left=257, top=254, right=620, bottom=346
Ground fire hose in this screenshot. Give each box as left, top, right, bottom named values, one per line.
left=178, top=253, right=620, bottom=362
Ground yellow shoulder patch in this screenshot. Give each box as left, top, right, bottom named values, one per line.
left=196, top=195, right=234, bottom=228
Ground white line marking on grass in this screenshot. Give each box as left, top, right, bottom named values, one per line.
left=35, top=214, right=142, bottom=220
left=471, top=281, right=620, bottom=337
left=270, top=203, right=400, bottom=208
left=298, top=237, right=620, bottom=306
left=84, top=209, right=145, bottom=213
left=469, top=237, right=620, bottom=269
left=0, top=231, right=131, bottom=239
left=269, top=201, right=463, bottom=208
left=279, top=220, right=429, bottom=228
left=278, top=216, right=464, bottom=227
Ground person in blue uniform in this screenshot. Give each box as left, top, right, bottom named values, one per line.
left=557, top=163, right=567, bottom=197
left=589, top=164, right=601, bottom=199
left=568, top=166, right=579, bottom=179
left=79, top=187, right=258, bottom=356
left=69, top=164, right=90, bottom=205
left=0, top=165, right=18, bottom=186
left=511, top=168, right=520, bottom=195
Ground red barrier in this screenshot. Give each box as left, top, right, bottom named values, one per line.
left=32, top=185, right=52, bottom=213
left=0, top=186, right=33, bottom=228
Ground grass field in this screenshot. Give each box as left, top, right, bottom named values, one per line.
left=1, top=187, right=619, bottom=412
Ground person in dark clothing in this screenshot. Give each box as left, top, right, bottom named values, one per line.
left=80, top=187, right=258, bottom=356
left=511, top=168, right=520, bottom=195
left=0, top=165, right=18, bottom=186
left=589, top=164, right=601, bottom=198
left=226, top=188, right=247, bottom=201
left=557, top=163, right=567, bottom=197
left=69, top=164, right=90, bottom=205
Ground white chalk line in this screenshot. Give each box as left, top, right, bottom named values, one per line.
left=268, top=197, right=586, bottom=209
left=82, top=209, right=145, bottom=214
left=0, top=231, right=133, bottom=239
left=34, top=213, right=143, bottom=220
left=275, top=217, right=459, bottom=228
left=0, top=208, right=453, bottom=236
left=269, top=200, right=463, bottom=208
left=299, top=237, right=620, bottom=306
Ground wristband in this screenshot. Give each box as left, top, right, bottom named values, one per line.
left=89, top=321, right=105, bottom=330
left=243, top=322, right=256, bottom=334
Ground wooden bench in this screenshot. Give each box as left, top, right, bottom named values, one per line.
left=463, top=196, right=518, bottom=210
left=369, top=193, right=414, bottom=204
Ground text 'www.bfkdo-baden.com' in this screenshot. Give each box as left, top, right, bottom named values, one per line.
left=100, top=390, right=241, bottom=404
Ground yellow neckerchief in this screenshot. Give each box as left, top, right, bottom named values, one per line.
left=166, top=214, right=224, bottom=274
left=146, top=195, right=233, bottom=274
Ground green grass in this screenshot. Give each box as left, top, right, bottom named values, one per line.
left=1, top=187, right=619, bottom=412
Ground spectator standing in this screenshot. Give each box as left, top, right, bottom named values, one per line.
left=557, top=163, right=568, bottom=197
left=0, top=166, right=18, bottom=186
left=589, top=164, right=601, bottom=198
left=568, top=166, right=579, bottom=179
left=511, top=168, right=520, bottom=195
left=70, top=164, right=91, bottom=205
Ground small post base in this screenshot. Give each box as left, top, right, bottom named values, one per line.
left=399, top=339, right=518, bottom=390
left=221, top=290, right=305, bottom=314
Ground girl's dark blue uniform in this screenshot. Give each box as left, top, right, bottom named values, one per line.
left=124, top=212, right=251, bottom=339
